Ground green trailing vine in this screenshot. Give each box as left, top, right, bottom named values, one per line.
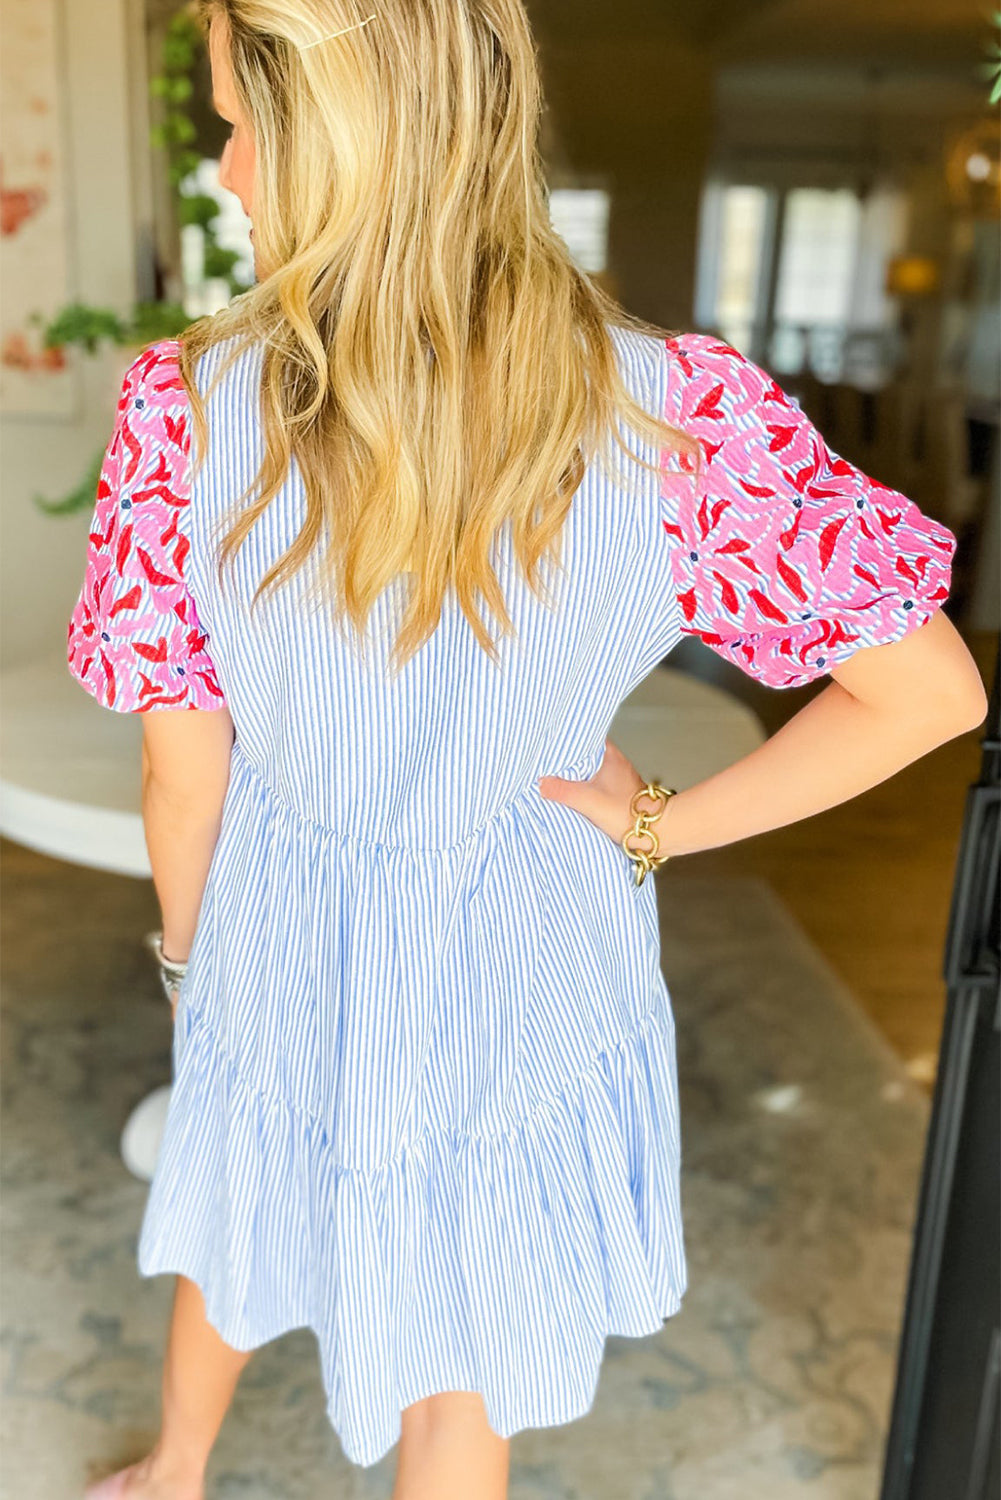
left=149, top=7, right=248, bottom=293
left=36, top=299, right=191, bottom=356
left=34, top=447, right=107, bottom=518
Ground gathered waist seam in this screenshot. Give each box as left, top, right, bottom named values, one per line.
left=229, top=738, right=557, bottom=856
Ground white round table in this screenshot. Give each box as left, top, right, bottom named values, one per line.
left=1, top=646, right=767, bottom=1176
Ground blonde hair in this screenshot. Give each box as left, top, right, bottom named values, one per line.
left=179, top=0, right=698, bottom=671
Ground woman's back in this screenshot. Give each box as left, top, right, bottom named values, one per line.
left=187, top=322, right=676, bottom=841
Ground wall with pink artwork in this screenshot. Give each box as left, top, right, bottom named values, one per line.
left=0, top=0, right=77, bottom=416
left=1, top=0, right=143, bottom=667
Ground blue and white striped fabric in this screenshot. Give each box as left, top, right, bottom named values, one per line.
left=136, top=324, right=689, bottom=1466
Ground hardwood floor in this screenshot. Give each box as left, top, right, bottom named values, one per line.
left=658, top=629, right=997, bottom=1088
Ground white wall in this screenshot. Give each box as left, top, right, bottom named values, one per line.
left=1, top=0, right=146, bottom=669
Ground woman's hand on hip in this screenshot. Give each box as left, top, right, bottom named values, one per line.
left=537, top=738, right=646, bottom=845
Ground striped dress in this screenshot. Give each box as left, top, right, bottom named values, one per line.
left=66, top=325, right=956, bottom=1466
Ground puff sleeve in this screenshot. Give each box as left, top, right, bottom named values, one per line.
left=66, top=338, right=226, bottom=712
left=658, top=333, right=958, bottom=689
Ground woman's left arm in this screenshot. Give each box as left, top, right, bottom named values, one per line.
left=540, top=334, right=988, bottom=852
left=141, top=708, right=236, bottom=988
left=541, top=608, right=986, bottom=858
left=65, top=339, right=232, bottom=1018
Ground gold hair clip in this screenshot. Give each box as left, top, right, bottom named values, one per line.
left=300, top=13, right=376, bottom=48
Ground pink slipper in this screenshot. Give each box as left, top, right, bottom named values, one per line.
left=83, top=1465, right=137, bottom=1499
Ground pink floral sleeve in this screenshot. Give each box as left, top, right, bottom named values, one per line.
left=658, top=333, right=958, bottom=689
left=66, top=338, right=226, bottom=712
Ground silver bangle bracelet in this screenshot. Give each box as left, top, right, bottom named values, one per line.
left=145, top=929, right=188, bottom=1005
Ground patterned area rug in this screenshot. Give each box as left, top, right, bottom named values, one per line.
left=1, top=844, right=927, bottom=1499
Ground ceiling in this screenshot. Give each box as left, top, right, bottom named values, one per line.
left=522, top=0, right=986, bottom=70
left=145, top=0, right=989, bottom=72
left=710, top=0, right=989, bottom=68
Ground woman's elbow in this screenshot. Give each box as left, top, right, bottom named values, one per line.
left=952, top=680, right=990, bottom=733
left=904, top=663, right=988, bottom=741
left=908, top=660, right=988, bottom=741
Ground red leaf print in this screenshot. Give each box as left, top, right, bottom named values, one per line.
left=195, top=670, right=226, bottom=699
left=137, top=667, right=185, bottom=703
left=108, top=584, right=141, bottom=618
left=805, top=484, right=851, bottom=501
left=818, top=516, right=849, bottom=571
left=717, top=537, right=751, bottom=555
left=827, top=619, right=860, bottom=648
left=895, top=555, right=919, bottom=586
left=140, top=689, right=188, bottom=708
left=116, top=522, right=133, bottom=577
left=677, top=586, right=699, bottom=624
left=747, top=587, right=789, bottom=624
left=163, top=412, right=187, bottom=448
left=779, top=512, right=803, bottom=550
left=665, top=337, right=695, bottom=380
left=151, top=367, right=184, bottom=397
left=766, top=425, right=797, bottom=453
left=99, top=650, right=117, bottom=708
left=121, top=419, right=143, bottom=485
left=853, top=563, right=881, bottom=589
left=738, top=481, right=776, bottom=499
left=775, top=553, right=808, bottom=602
left=134, top=483, right=185, bottom=509
left=138, top=546, right=179, bottom=588
left=875, top=509, right=902, bottom=537
left=147, top=451, right=172, bottom=485
left=661, top=519, right=685, bottom=543
left=134, top=637, right=169, bottom=663
left=715, top=572, right=740, bottom=617
left=692, top=382, right=725, bottom=422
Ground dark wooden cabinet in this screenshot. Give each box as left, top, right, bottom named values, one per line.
left=880, top=644, right=1001, bottom=1500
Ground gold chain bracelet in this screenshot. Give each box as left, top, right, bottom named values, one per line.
left=621, top=781, right=678, bottom=887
